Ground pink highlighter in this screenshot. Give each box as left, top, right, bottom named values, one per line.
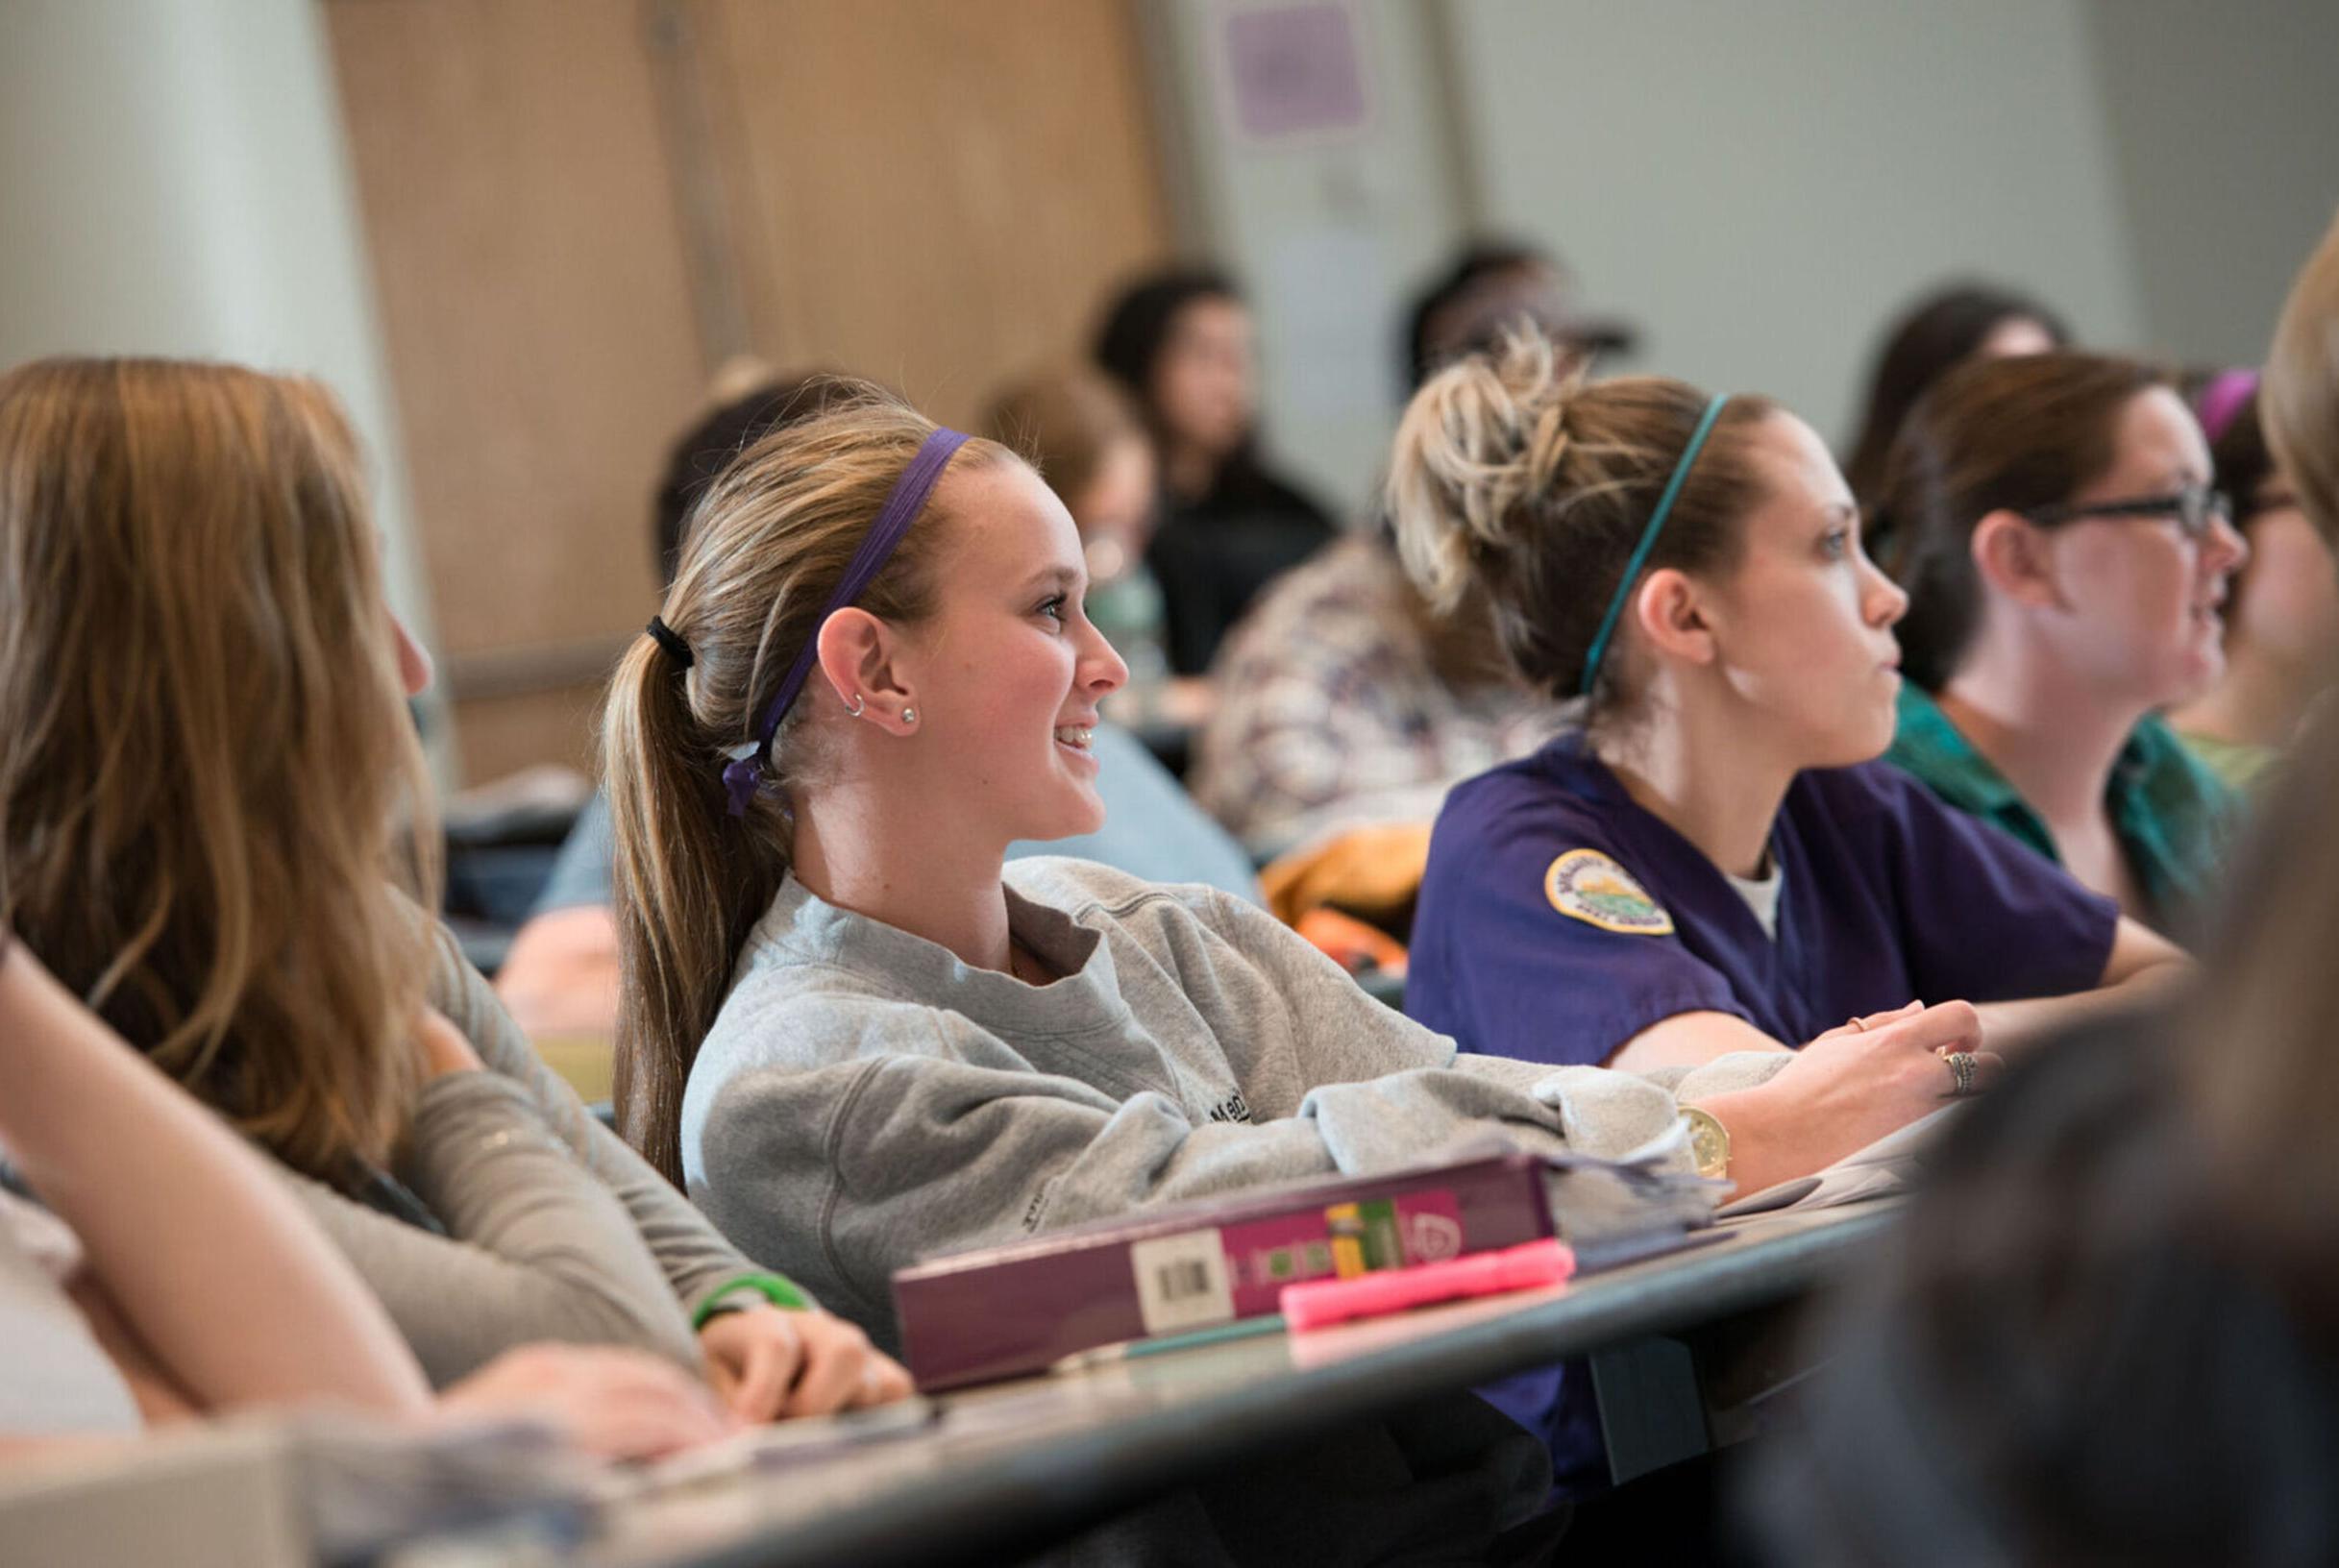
left=1278, top=1237, right=1576, bottom=1333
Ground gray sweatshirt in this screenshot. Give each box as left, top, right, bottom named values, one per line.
left=683, top=858, right=1784, bottom=1346
left=281, top=924, right=763, bottom=1386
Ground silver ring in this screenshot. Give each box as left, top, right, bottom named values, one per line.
left=1942, top=1051, right=1980, bottom=1098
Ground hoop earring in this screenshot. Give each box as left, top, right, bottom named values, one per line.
left=845, top=693, right=865, bottom=718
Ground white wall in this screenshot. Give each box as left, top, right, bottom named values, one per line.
left=1139, top=0, right=1479, bottom=519
left=1438, top=0, right=2146, bottom=451
left=0, top=0, right=447, bottom=774
left=2082, top=0, right=2339, bottom=368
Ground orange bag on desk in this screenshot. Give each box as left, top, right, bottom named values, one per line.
left=1261, top=821, right=1433, bottom=975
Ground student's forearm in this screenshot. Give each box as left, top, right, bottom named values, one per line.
left=1604, top=1011, right=1794, bottom=1073
left=0, top=944, right=431, bottom=1418
left=1976, top=929, right=2191, bottom=1055
left=432, top=925, right=760, bottom=1314
left=329, top=1072, right=705, bottom=1384
left=1975, top=966, right=2183, bottom=1055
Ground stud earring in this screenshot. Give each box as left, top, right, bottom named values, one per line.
left=901, top=706, right=917, bottom=724
left=846, top=694, right=865, bottom=717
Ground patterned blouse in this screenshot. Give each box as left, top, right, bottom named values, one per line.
left=1191, top=536, right=1558, bottom=857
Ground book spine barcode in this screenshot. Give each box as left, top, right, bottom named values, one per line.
left=1156, top=1260, right=1212, bottom=1301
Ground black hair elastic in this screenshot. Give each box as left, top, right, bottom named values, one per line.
left=646, top=615, right=695, bottom=668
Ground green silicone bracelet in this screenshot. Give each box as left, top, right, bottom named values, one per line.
left=693, top=1271, right=811, bottom=1329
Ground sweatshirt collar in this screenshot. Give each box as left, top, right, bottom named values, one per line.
left=744, top=873, right=1125, bottom=1040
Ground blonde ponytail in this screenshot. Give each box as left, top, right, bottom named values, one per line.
left=1387, top=329, right=1579, bottom=615
left=1385, top=327, right=1772, bottom=710
left=603, top=386, right=1013, bottom=1182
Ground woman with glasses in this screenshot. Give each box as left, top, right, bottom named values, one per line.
left=1878, top=351, right=2250, bottom=933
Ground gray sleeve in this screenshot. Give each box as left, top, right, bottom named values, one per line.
left=290, top=1072, right=700, bottom=1386
left=695, top=1016, right=1688, bottom=1345
left=423, top=923, right=769, bottom=1318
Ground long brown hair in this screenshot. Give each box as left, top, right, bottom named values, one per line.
left=1386, top=328, right=1774, bottom=722
left=0, top=358, right=437, bottom=1180
left=603, top=385, right=1013, bottom=1182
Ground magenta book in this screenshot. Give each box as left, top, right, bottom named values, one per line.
left=891, top=1149, right=1707, bottom=1391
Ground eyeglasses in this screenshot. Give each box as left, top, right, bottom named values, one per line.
left=2025, top=483, right=2232, bottom=542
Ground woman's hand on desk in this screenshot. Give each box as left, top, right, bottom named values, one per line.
left=439, top=1343, right=735, bottom=1460
left=699, top=1303, right=915, bottom=1421
left=1692, top=1000, right=2002, bottom=1197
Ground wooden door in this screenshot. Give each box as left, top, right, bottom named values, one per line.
left=327, top=0, right=1170, bottom=785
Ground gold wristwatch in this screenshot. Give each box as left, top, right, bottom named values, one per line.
left=1681, top=1106, right=1731, bottom=1180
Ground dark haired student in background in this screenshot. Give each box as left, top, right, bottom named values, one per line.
left=1398, top=238, right=1638, bottom=394
left=1188, top=245, right=1608, bottom=861
left=1878, top=352, right=2248, bottom=933
left=1841, top=281, right=2068, bottom=533
left=1093, top=265, right=1338, bottom=674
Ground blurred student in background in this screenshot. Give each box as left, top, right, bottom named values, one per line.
left=1093, top=265, right=1338, bottom=675
left=977, top=363, right=1258, bottom=898
left=1842, top=281, right=2068, bottom=550
left=1398, top=239, right=1638, bottom=394
left=2265, top=205, right=2339, bottom=548
left=1190, top=247, right=1588, bottom=865
left=977, top=363, right=1181, bottom=720
left=1758, top=670, right=2339, bottom=1568
left=1879, top=352, right=2247, bottom=934
left=2167, top=373, right=2337, bottom=790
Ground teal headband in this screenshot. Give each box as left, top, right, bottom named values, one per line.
left=1577, top=393, right=1732, bottom=698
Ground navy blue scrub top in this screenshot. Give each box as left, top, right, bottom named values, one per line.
left=1408, top=733, right=2121, bottom=1066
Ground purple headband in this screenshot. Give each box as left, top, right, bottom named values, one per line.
left=722, top=426, right=970, bottom=817
left=2195, top=369, right=2258, bottom=446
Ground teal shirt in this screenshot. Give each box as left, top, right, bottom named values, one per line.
left=1886, top=684, right=2240, bottom=932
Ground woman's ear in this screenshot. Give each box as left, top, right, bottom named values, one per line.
left=1631, top=566, right=1717, bottom=668
left=1971, top=510, right=2061, bottom=609
left=814, top=608, right=919, bottom=733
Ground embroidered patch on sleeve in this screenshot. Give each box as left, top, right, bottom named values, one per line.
left=1543, top=849, right=1675, bottom=935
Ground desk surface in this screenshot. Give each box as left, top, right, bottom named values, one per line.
left=585, top=1201, right=1896, bottom=1568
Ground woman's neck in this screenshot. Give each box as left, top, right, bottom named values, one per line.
left=1162, top=439, right=1218, bottom=503
left=1937, top=638, right=2139, bottom=830
left=1595, top=696, right=1795, bottom=881
left=788, top=784, right=1014, bottom=974
left=2168, top=628, right=2320, bottom=750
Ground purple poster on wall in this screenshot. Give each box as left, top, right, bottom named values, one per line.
left=1220, top=3, right=1372, bottom=143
